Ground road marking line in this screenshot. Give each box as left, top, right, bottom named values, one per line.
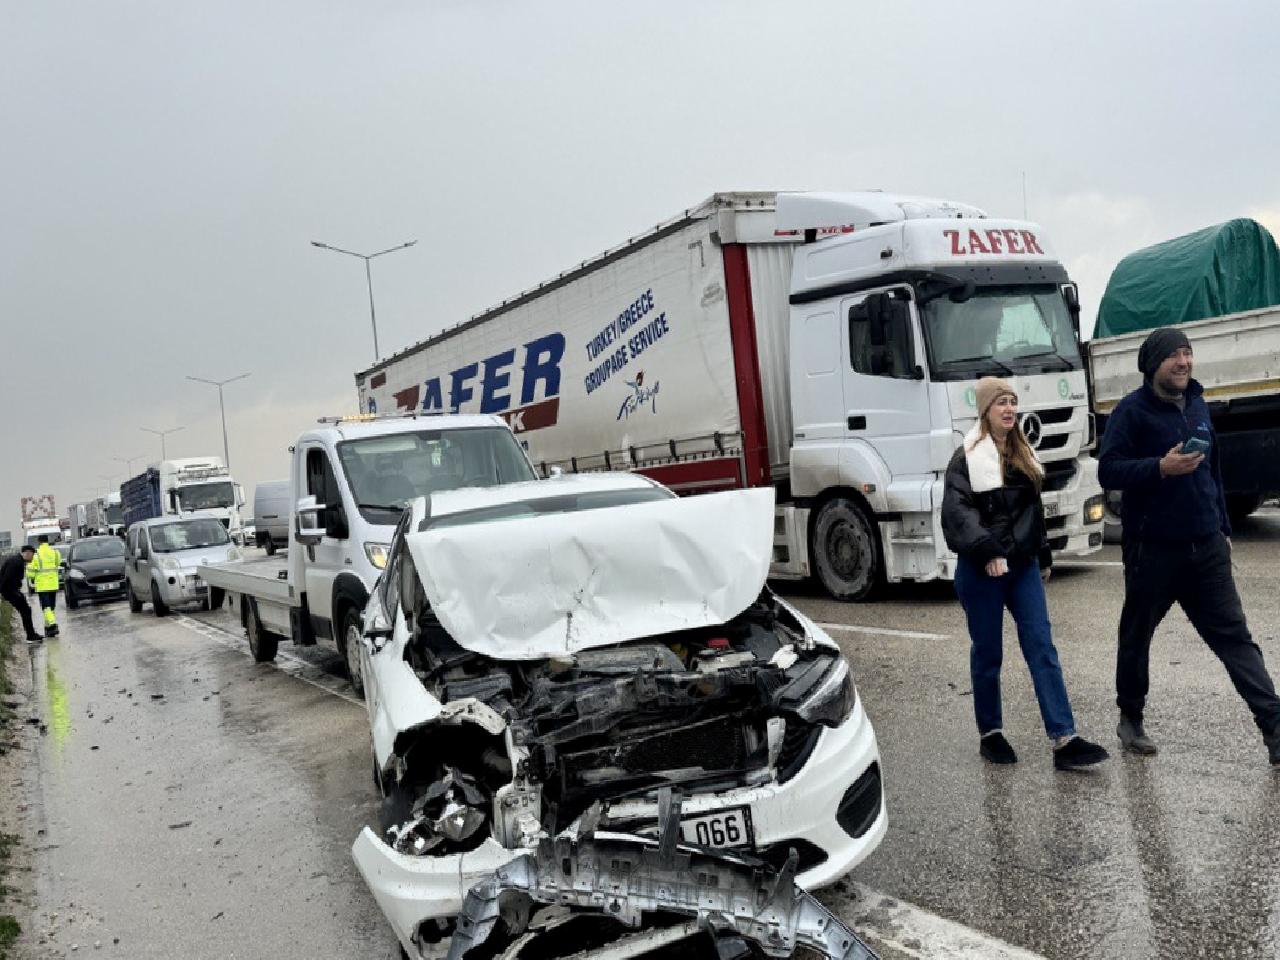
left=845, top=883, right=1047, bottom=959
left=172, top=614, right=363, bottom=706
left=172, top=618, right=1037, bottom=957
left=815, top=622, right=951, bottom=641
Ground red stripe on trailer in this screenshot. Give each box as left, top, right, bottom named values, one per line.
left=721, top=244, right=771, bottom=488
left=637, top=458, right=743, bottom=494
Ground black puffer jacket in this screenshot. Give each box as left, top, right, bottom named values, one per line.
left=941, top=446, right=1050, bottom=570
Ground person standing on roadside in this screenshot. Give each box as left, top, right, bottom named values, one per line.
left=1098, top=328, right=1280, bottom=763
left=31, top=535, right=60, bottom=638
left=943, top=377, right=1109, bottom=771
left=1, top=546, right=43, bottom=643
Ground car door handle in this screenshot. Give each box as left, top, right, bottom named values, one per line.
left=848, top=415, right=867, bottom=430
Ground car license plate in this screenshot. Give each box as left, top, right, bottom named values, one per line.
left=679, top=807, right=754, bottom=850
left=96, top=582, right=119, bottom=593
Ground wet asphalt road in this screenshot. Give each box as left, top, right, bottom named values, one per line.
left=14, top=506, right=1280, bottom=959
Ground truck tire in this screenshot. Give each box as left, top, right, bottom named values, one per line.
left=151, top=582, right=170, bottom=617
left=244, top=598, right=279, bottom=663
left=1226, top=494, right=1263, bottom=527
left=811, top=497, right=881, bottom=601
left=338, top=605, right=366, bottom=699
left=127, top=581, right=143, bottom=614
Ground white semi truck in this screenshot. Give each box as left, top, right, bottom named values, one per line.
left=356, top=191, right=1105, bottom=600
left=121, top=458, right=247, bottom=543
left=199, top=414, right=536, bottom=694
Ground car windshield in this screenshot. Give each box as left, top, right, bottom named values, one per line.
left=922, top=285, right=1082, bottom=381
left=338, top=426, right=537, bottom=522
left=150, top=519, right=229, bottom=552
left=177, top=481, right=235, bottom=511
left=426, top=486, right=674, bottom=530
left=71, top=539, right=126, bottom=561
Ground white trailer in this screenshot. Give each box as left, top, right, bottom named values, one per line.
left=356, top=191, right=1105, bottom=600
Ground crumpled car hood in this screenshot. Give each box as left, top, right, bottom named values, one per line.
left=404, top=487, right=774, bottom=659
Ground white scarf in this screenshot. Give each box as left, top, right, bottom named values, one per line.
left=963, top=424, right=1043, bottom=494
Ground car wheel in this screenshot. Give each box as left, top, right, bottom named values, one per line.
left=127, top=581, right=143, bottom=613
left=811, top=497, right=881, bottom=601
left=244, top=598, right=279, bottom=663
left=339, top=605, right=365, bottom=699
left=151, top=582, right=170, bottom=617
left=66, top=588, right=79, bottom=610
left=264, top=538, right=277, bottom=557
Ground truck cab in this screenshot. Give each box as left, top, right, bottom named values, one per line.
left=774, top=194, right=1105, bottom=598
left=158, top=459, right=247, bottom=544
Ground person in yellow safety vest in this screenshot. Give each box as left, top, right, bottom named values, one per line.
left=32, top=535, right=60, bottom=638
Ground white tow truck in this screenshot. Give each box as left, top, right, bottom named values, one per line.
left=198, top=413, right=537, bottom=693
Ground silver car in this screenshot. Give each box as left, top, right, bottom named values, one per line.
left=124, top=516, right=242, bottom=616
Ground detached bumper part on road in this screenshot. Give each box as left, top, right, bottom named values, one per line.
left=355, top=791, right=879, bottom=960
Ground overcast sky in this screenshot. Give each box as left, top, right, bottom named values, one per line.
left=2, top=0, right=1277, bottom=536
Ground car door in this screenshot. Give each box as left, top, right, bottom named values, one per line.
left=134, top=528, right=153, bottom=595
left=301, top=444, right=351, bottom=640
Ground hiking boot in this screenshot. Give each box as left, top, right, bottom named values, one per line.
left=44, top=625, right=59, bottom=639
left=1117, top=716, right=1158, bottom=755
left=980, top=731, right=1017, bottom=765
left=1264, top=727, right=1280, bottom=766
left=1054, top=736, right=1110, bottom=771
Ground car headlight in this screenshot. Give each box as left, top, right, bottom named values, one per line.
left=791, top=656, right=858, bottom=728
left=364, top=542, right=390, bottom=570
left=158, top=557, right=180, bottom=572
left=68, top=568, right=87, bottom=580
left=1084, top=494, right=1105, bottom=524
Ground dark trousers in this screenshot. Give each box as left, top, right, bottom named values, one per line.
left=1, top=588, right=39, bottom=639
left=1118, top=533, right=1280, bottom=735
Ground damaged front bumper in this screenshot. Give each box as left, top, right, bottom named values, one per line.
left=355, top=791, right=879, bottom=960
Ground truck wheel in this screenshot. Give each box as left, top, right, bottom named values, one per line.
left=151, top=582, right=170, bottom=617
left=1226, top=494, right=1263, bottom=527
left=811, top=498, right=880, bottom=601
left=127, top=581, right=143, bottom=614
left=244, top=598, right=279, bottom=663
left=339, top=606, right=366, bottom=699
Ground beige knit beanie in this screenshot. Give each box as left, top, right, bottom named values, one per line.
left=975, top=377, right=1016, bottom=418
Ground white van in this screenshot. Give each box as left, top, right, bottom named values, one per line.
left=252, top=480, right=290, bottom=554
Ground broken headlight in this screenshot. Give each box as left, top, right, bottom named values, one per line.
left=793, top=656, right=857, bottom=728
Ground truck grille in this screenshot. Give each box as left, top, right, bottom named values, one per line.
left=1036, top=406, right=1075, bottom=425
left=1042, top=460, right=1076, bottom=492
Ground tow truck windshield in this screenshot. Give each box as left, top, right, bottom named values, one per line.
left=923, top=285, right=1081, bottom=381
left=338, top=426, right=536, bottom=523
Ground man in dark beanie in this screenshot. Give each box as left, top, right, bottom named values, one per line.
left=1099, top=327, right=1280, bottom=763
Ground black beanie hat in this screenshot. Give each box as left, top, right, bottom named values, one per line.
left=1137, top=327, right=1191, bottom=380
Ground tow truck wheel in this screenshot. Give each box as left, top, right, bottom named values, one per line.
left=244, top=597, right=279, bottom=663
left=811, top=497, right=880, bottom=601
left=339, top=606, right=366, bottom=699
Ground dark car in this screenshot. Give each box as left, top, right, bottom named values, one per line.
left=64, top=536, right=128, bottom=608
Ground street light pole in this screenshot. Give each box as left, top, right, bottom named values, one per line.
left=112, top=454, right=145, bottom=476
left=141, top=426, right=184, bottom=461
left=185, top=374, right=250, bottom=471
left=310, top=239, right=417, bottom=361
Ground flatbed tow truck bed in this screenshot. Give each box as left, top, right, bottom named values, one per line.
left=200, top=553, right=298, bottom=652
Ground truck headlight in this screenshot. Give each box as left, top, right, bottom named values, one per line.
left=1084, top=495, right=1105, bottom=524
left=364, top=542, right=390, bottom=570
left=226, top=547, right=242, bottom=561
left=794, top=656, right=858, bottom=728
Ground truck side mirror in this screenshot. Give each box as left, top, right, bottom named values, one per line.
left=1062, top=282, right=1081, bottom=336
left=865, top=293, right=891, bottom=347
left=295, top=496, right=324, bottom=545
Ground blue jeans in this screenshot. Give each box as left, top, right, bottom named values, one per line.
left=954, top=557, right=1076, bottom=740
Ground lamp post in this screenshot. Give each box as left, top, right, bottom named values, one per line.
left=310, top=239, right=417, bottom=361
left=185, top=374, right=249, bottom=471
left=141, top=426, right=184, bottom=460
left=112, top=454, right=145, bottom=477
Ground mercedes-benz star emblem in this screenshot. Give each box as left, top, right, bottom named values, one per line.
left=1021, top=411, right=1043, bottom=449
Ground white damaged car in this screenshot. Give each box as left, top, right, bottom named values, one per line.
left=351, top=473, right=886, bottom=960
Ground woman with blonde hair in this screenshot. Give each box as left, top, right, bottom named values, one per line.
left=942, top=377, right=1108, bottom=770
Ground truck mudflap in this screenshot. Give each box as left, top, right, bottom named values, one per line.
left=445, top=792, right=878, bottom=960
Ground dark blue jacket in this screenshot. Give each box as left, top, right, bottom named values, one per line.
left=1097, top=378, right=1230, bottom=542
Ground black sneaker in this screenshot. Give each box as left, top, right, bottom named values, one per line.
left=1264, top=726, right=1280, bottom=766
left=980, top=732, right=1017, bottom=764
left=1054, top=736, right=1109, bottom=771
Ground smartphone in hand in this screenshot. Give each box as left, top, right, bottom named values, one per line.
left=1181, top=436, right=1211, bottom=456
